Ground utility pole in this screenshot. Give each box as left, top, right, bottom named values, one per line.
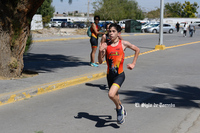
left=155, top=0, right=166, bottom=50
left=87, top=0, right=90, bottom=21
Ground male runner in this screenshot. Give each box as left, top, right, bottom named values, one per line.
left=101, top=23, right=122, bottom=44
left=98, top=23, right=140, bottom=124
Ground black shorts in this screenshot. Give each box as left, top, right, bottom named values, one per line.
left=90, top=36, right=98, bottom=48
left=107, top=72, right=125, bottom=89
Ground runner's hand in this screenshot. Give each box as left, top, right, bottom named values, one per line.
left=99, top=42, right=107, bottom=52
left=127, top=63, right=135, bottom=70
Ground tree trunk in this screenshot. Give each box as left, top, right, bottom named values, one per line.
left=0, top=0, right=44, bottom=78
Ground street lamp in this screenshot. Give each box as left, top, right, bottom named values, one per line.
left=155, top=0, right=166, bottom=50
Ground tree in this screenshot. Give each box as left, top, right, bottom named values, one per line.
left=92, top=0, right=144, bottom=22
left=146, top=8, right=160, bottom=19
left=36, top=0, right=55, bottom=25
left=164, top=2, right=182, bottom=17
left=92, top=0, right=111, bottom=21
left=122, top=0, right=144, bottom=20
left=181, top=1, right=199, bottom=18
left=0, top=0, right=72, bottom=78
left=164, top=1, right=199, bottom=18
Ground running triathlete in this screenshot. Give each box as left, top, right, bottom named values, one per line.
left=98, top=23, right=140, bottom=124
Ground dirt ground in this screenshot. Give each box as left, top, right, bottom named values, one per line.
left=0, top=70, right=39, bottom=80
left=31, top=28, right=88, bottom=38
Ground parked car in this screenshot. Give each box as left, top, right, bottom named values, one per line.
left=67, top=22, right=75, bottom=28
left=143, top=23, right=159, bottom=32
left=193, top=21, right=200, bottom=27
left=61, top=22, right=68, bottom=28
left=179, top=22, right=187, bottom=28
left=51, top=21, right=57, bottom=27
left=74, top=21, right=87, bottom=28
left=118, top=19, right=131, bottom=29
left=73, top=22, right=78, bottom=28
left=45, top=22, right=52, bottom=28
left=51, top=21, right=62, bottom=27
left=145, top=24, right=175, bottom=34
left=86, top=22, right=92, bottom=27
left=61, top=22, right=74, bottom=28
left=102, top=21, right=111, bottom=29
left=141, top=23, right=150, bottom=32
left=98, top=22, right=104, bottom=29
left=141, top=22, right=159, bottom=32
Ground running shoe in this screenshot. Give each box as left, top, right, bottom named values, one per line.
left=121, top=104, right=127, bottom=117
left=116, top=104, right=125, bottom=124
left=90, top=62, right=99, bottom=67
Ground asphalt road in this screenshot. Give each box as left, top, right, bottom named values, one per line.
left=0, top=31, right=200, bottom=133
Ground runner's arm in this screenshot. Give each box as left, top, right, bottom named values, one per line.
left=98, top=42, right=107, bottom=64
left=123, top=40, right=140, bottom=70
left=101, top=34, right=106, bottom=44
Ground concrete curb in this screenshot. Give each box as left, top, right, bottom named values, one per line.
left=33, top=37, right=90, bottom=43
left=0, top=71, right=106, bottom=106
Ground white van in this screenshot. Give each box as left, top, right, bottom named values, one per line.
left=51, top=21, right=62, bottom=27
left=193, top=21, right=200, bottom=27
left=118, top=19, right=131, bottom=29
left=118, top=21, right=125, bottom=29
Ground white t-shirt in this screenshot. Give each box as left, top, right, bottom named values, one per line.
left=184, top=24, right=188, bottom=30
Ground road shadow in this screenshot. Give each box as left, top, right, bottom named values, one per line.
left=119, top=85, right=200, bottom=108
left=74, top=112, right=119, bottom=128
left=85, top=83, right=108, bottom=90
left=23, top=53, right=89, bottom=73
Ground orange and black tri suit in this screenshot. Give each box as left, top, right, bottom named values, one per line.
left=106, top=40, right=125, bottom=89
left=105, top=33, right=111, bottom=44
left=90, top=23, right=100, bottom=48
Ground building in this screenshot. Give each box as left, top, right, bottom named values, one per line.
left=163, top=18, right=200, bottom=26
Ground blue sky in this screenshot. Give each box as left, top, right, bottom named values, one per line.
left=52, top=0, right=200, bottom=14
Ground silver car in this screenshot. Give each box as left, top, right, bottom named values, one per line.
left=193, top=21, right=200, bottom=28
left=144, top=23, right=159, bottom=32
left=145, top=24, right=176, bottom=34
left=141, top=23, right=159, bottom=32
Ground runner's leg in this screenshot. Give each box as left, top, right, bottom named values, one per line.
left=90, top=47, right=97, bottom=63
left=108, top=85, right=121, bottom=109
